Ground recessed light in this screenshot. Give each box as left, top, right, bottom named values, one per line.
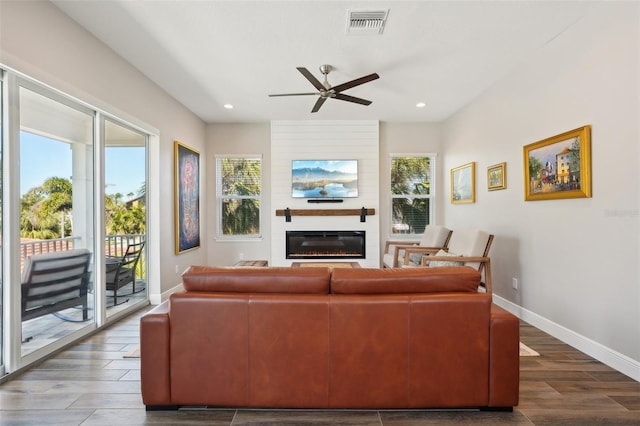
left=416, top=102, right=426, bottom=108
left=223, top=104, right=234, bottom=109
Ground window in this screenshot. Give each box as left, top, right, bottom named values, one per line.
left=390, top=155, right=435, bottom=237
left=216, top=155, right=262, bottom=238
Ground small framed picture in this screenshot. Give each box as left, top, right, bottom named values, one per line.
left=487, top=162, right=507, bottom=191
left=450, top=162, right=476, bottom=204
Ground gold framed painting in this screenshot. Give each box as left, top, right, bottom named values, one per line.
left=450, top=162, right=476, bottom=204
left=523, top=125, right=591, bottom=201
left=487, top=162, right=507, bottom=191
left=174, top=140, right=201, bottom=254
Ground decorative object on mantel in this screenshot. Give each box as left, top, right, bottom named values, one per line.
left=275, top=208, right=375, bottom=222
left=451, top=162, right=476, bottom=204
left=523, top=125, right=591, bottom=201
left=487, top=162, right=507, bottom=191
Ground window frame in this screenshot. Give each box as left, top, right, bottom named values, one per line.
left=388, top=153, right=437, bottom=239
left=215, top=154, right=263, bottom=240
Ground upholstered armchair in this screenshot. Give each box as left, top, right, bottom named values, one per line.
left=382, top=225, right=452, bottom=268
left=404, top=230, right=494, bottom=293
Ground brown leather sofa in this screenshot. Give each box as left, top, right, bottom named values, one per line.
left=140, top=266, right=519, bottom=410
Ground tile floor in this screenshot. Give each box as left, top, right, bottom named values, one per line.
left=1, top=307, right=639, bottom=425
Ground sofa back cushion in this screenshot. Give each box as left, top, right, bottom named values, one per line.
left=330, top=267, right=480, bottom=294
left=182, top=266, right=331, bottom=294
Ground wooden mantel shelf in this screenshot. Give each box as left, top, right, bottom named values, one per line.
left=275, top=208, right=375, bottom=217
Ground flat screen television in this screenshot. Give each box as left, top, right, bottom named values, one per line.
left=292, top=159, right=358, bottom=198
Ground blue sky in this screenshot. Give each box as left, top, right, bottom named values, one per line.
left=20, top=132, right=145, bottom=198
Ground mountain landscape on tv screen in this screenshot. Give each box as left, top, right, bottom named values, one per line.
left=292, top=164, right=358, bottom=198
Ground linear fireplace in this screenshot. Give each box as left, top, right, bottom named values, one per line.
left=286, top=231, right=366, bottom=260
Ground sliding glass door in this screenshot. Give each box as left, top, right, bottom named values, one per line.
left=104, top=119, right=147, bottom=319
left=0, top=68, right=152, bottom=375
left=19, top=83, right=96, bottom=357
left=0, top=73, right=4, bottom=375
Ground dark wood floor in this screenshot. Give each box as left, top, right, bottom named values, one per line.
left=0, top=307, right=638, bottom=425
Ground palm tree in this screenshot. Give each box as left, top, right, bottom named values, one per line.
left=391, top=157, right=431, bottom=234
left=220, top=158, right=261, bottom=235
left=20, top=177, right=72, bottom=239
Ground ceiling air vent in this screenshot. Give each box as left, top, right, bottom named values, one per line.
left=346, top=9, right=389, bottom=35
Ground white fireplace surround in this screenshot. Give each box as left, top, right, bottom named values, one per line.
left=270, top=120, right=380, bottom=267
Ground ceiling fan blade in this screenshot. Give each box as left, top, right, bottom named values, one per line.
left=297, top=67, right=326, bottom=92
left=311, top=97, right=327, bottom=113
left=333, top=93, right=372, bottom=106
left=269, top=92, right=319, bottom=97
left=331, top=73, right=380, bottom=93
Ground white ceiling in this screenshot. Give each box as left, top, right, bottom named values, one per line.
left=51, top=1, right=595, bottom=124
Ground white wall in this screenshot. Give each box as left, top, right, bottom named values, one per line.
left=271, top=121, right=380, bottom=267
left=441, top=2, right=639, bottom=378
left=206, top=123, right=271, bottom=265
left=378, top=122, right=443, bottom=248
left=0, top=1, right=207, bottom=300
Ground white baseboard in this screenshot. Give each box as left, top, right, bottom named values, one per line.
left=149, top=282, right=184, bottom=305
left=494, top=295, right=640, bottom=382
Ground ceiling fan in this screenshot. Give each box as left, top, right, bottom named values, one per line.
left=269, top=65, right=379, bottom=113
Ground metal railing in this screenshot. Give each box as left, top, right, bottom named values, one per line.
left=105, top=234, right=146, bottom=280
left=19, top=234, right=147, bottom=281
left=19, top=236, right=80, bottom=264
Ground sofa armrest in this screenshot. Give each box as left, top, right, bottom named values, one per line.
left=140, top=301, right=172, bottom=406
left=488, top=304, right=520, bottom=407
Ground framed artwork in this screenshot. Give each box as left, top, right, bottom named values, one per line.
left=174, top=140, right=201, bottom=254
left=523, top=125, right=591, bottom=201
left=487, top=162, right=507, bottom=191
left=450, top=162, right=476, bottom=204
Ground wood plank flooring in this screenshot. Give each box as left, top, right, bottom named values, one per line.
left=1, top=307, right=638, bottom=425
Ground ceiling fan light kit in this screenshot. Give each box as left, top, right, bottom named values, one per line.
left=269, top=64, right=380, bottom=113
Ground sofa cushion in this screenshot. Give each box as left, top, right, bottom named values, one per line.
left=330, top=267, right=481, bottom=294
left=182, top=266, right=331, bottom=294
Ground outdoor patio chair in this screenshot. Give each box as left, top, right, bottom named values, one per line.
left=21, top=248, right=92, bottom=324
left=106, top=241, right=145, bottom=306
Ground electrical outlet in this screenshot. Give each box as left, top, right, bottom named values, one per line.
left=239, top=253, right=244, bottom=260
left=175, top=265, right=179, bottom=274
left=512, top=278, right=518, bottom=290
